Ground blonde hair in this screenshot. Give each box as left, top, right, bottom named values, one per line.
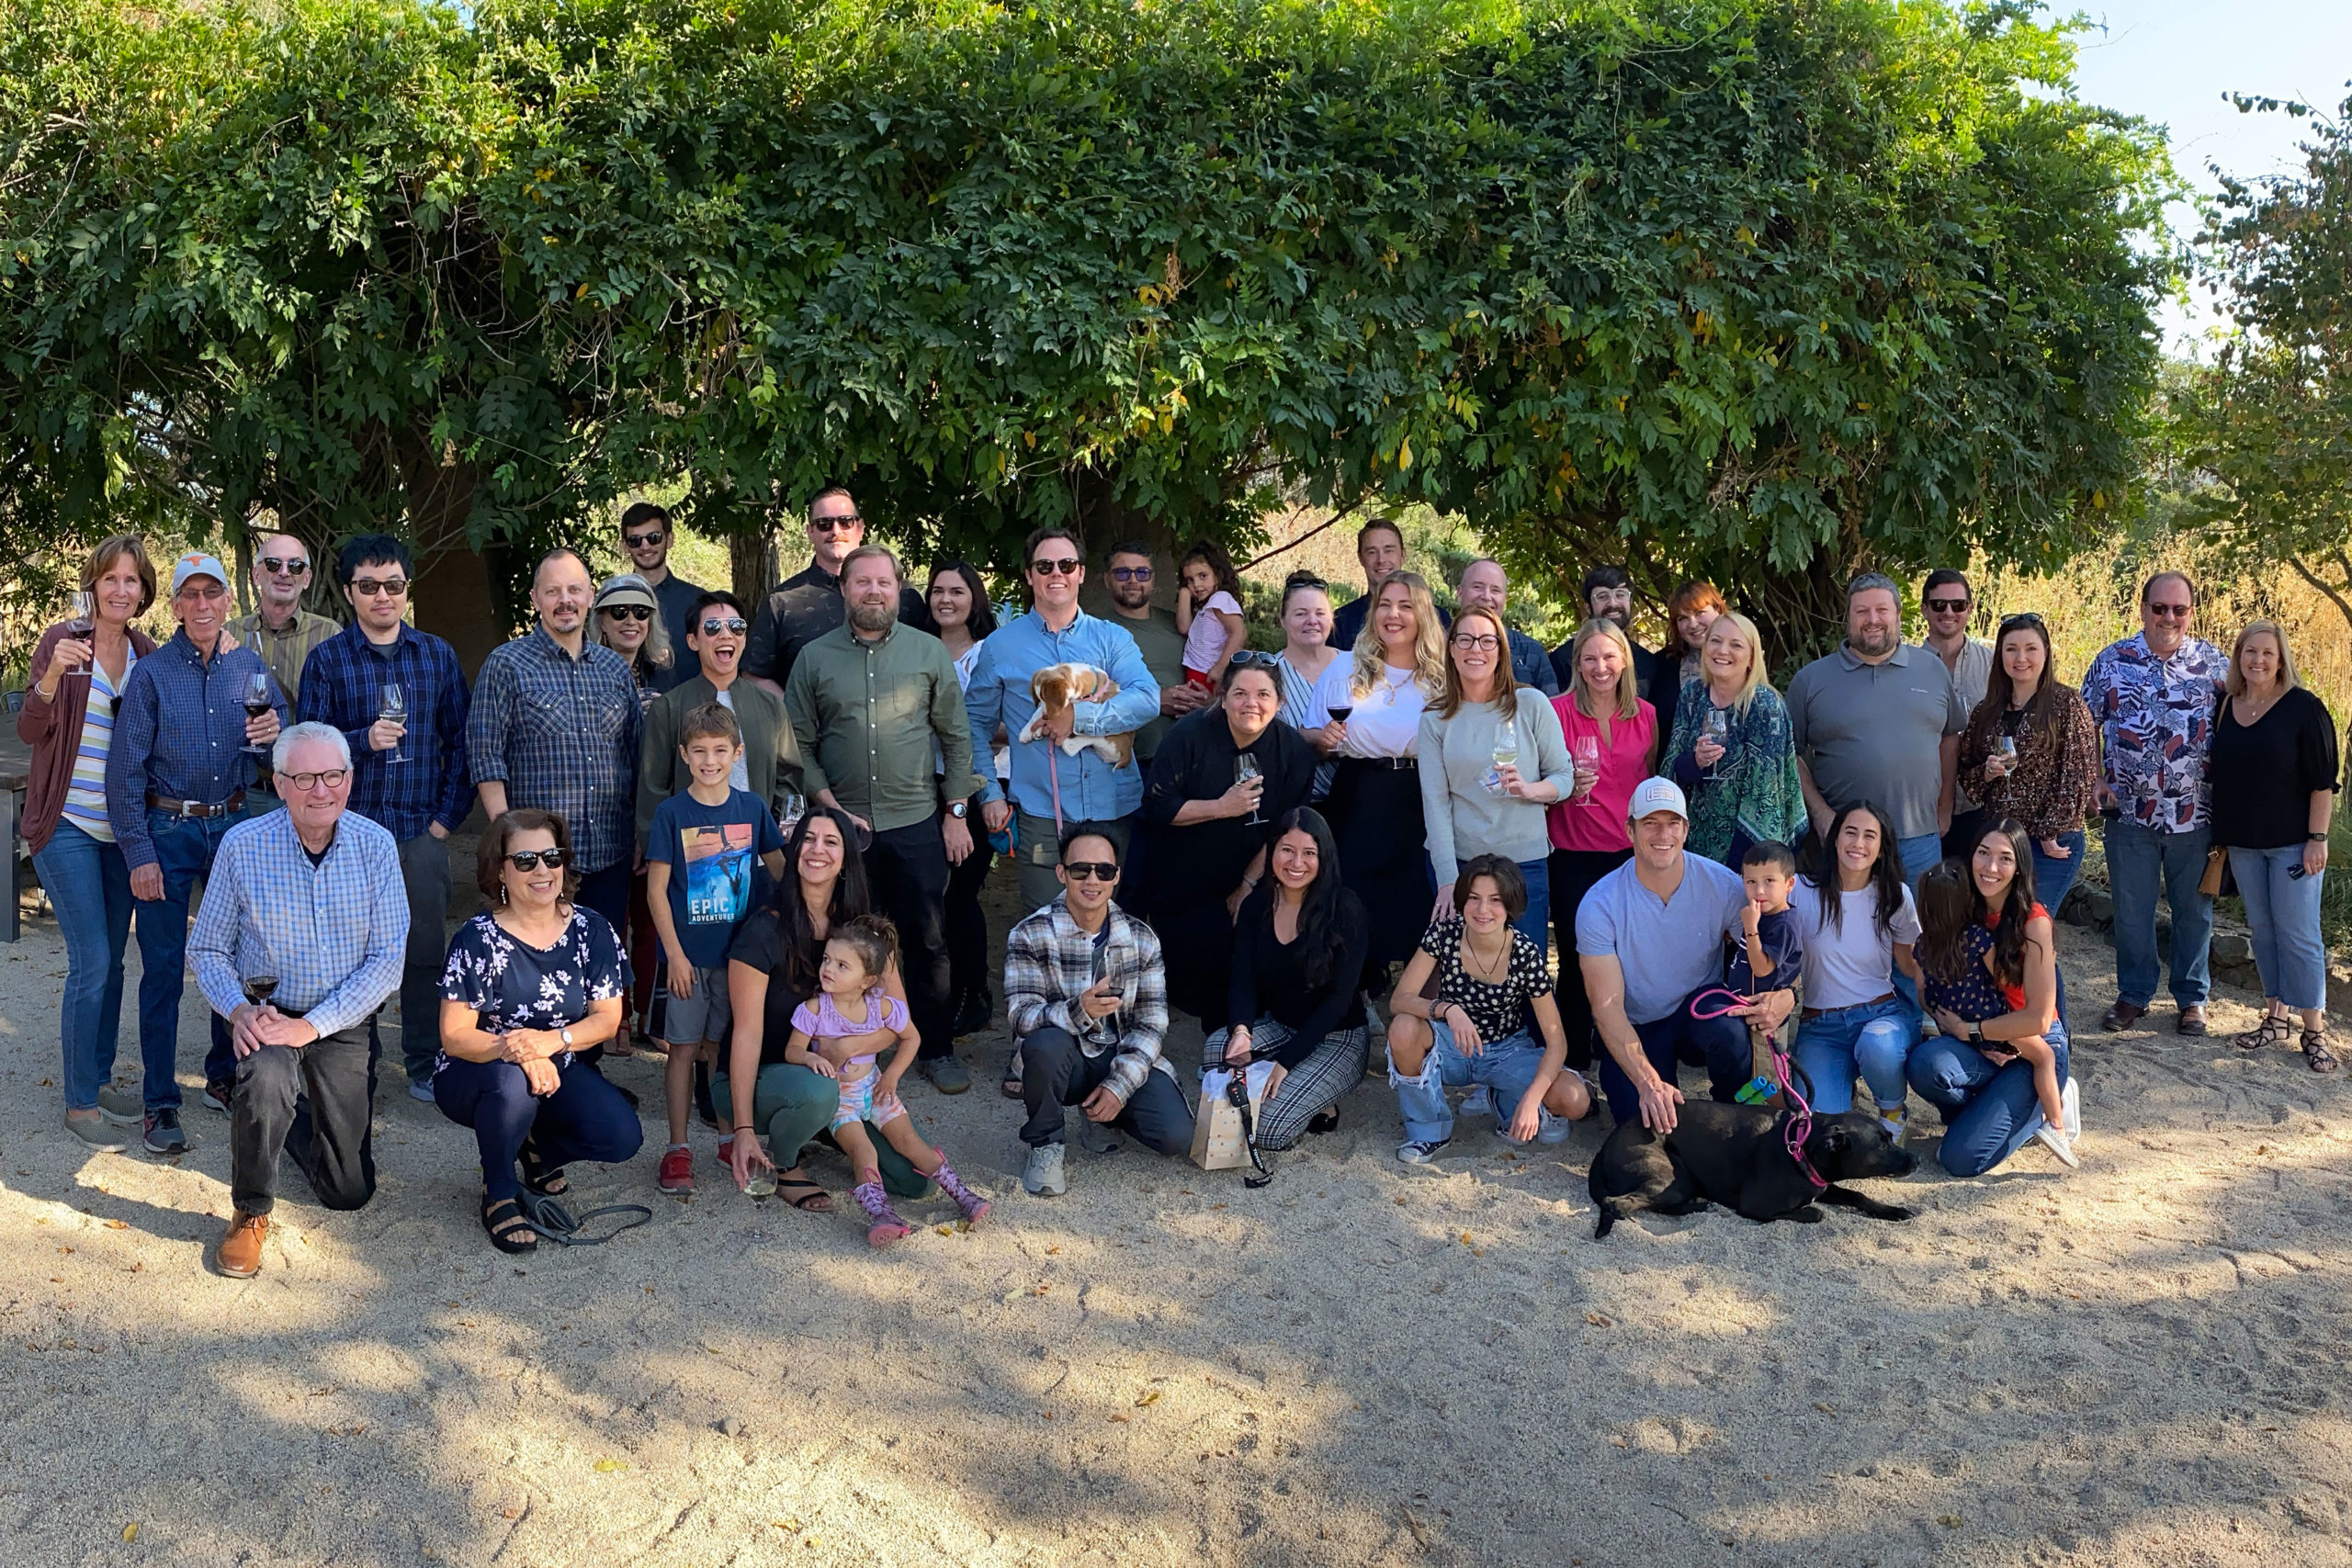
left=1348, top=570, right=1448, bottom=703
left=2226, top=619, right=2301, bottom=698
left=1701, top=609, right=1770, bottom=717
left=1566, top=617, right=1642, bottom=722
left=1436, top=604, right=1520, bottom=722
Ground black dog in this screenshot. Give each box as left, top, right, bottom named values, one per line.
left=1589, top=1102, right=1918, bottom=1237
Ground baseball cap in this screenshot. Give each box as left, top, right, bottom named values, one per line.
left=1626, top=776, right=1689, bottom=823
left=593, top=573, right=659, bottom=612
left=169, top=551, right=231, bottom=596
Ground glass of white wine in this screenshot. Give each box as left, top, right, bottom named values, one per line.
left=1235, top=753, right=1263, bottom=826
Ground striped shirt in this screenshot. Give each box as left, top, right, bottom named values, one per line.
left=59, top=653, right=134, bottom=842
left=1275, top=651, right=1337, bottom=800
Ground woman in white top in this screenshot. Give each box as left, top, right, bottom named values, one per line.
left=1313, top=570, right=1447, bottom=997
left=929, top=562, right=1006, bottom=1043
left=1272, top=571, right=1341, bottom=800
left=1789, top=802, right=1924, bottom=1135
left=1418, top=604, right=1574, bottom=953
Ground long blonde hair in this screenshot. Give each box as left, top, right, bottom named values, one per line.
left=1701, top=609, right=1770, bottom=717
left=2226, top=619, right=2301, bottom=699
left=1435, top=604, right=1519, bottom=722
left=1567, top=617, right=1641, bottom=721
left=1348, top=570, right=1448, bottom=703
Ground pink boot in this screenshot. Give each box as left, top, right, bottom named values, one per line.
left=853, top=1181, right=910, bottom=1247
left=931, top=1157, right=991, bottom=1226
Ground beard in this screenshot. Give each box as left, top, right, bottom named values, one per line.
left=1849, top=625, right=1897, bottom=658
left=1599, top=605, right=1631, bottom=631
left=1109, top=582, right=1150, bottom=610
left=849, top=599, right=899, bottom=636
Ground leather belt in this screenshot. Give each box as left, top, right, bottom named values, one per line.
left=148, top=791, right=245, bottom=818
left=1342, top=755, right=1418, bottom=771
left=1802, top=991, right=1896, bottom=1020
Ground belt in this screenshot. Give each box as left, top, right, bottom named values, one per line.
left=1802, top=991, right=1896, bottom=1020
left=1341, top=754, right=1418, bottom=771
left=148, top=791, right=245, bottom=818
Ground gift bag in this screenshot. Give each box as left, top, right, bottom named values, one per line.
left=1190, top=1060, right=1277, bottom=1171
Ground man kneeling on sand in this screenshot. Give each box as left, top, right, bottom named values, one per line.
left=191, top=724, right=409, bottom=1278
left=1004, top=824, right=1193, bottom=1197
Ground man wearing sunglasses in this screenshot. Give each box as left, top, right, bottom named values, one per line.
left=744, top=487, right=935, bottom=699
left=639, top=590, right=803, bottom=858
left=1920, top=568, right=1996, bottom=858
left=2080, top=571, right=2229, bottom=1037
left=299, top=534, right=475, bottom=1101
left=618, top=501, right=707, bottom=694
left=227, top=531, right=340, bottom=712
left=1101, top=540, right=1204, bottom=768
left=965, top=526, right=1163, bottom=910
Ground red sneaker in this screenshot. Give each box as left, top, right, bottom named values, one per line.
left=657, top=1146, right=694, bottom=1193
left=711, top=1134, right=736, bottom=1173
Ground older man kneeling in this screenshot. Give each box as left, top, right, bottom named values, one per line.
left=193, top=724, right=408, bottom=1278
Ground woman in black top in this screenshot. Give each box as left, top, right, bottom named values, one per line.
left=720, top=807, right=930, bottom=1207
left=2210, top=621, right=2340, bottom=1069
left=1201, top=808, right=1371, bottom=1146
left=1128, top=657, right=1317, bottom=1021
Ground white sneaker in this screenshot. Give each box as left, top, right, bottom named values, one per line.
left=1460, top=1085, right=1493, bottom=1119
left=2061, top=1077, right=2080, bottom=1138
left=1877, top=1106, right=1906, bottom=1143
left=1535, top=1108, right=1572, bottom=1145
left=1022, top=1143, right=1068, bottom=1196
left=2034, top=1124, right=2081, bottom=1169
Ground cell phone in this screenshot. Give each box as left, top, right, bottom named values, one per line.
left=2289, top=863, right=2310, bottom=881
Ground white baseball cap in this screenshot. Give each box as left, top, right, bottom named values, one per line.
left=1626, top=775, right=1689, bottom=823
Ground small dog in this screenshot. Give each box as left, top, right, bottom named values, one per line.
left=1589, top=1102, right=1917, bottom=1236
left=1018, top=663, right=1136, bottom=769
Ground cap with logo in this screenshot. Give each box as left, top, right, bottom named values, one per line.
left=1626, top=775, right=1689, bottom=823
left=170, top=551, right=231, bottom=597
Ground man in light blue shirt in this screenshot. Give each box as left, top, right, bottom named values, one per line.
left=967, top=526, right=1161, bottom=911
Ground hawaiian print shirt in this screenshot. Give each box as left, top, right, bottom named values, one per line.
left=2078, top=632, right=2229, bottom=832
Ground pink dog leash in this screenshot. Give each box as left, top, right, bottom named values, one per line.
left=1687, top=987, right=1826, bottom=1191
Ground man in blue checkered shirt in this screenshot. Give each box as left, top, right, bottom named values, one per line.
left=299, top=534, right=475, bottom=1100
left=467, top=547, right=643, bottom=940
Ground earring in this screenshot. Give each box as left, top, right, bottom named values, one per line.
left=498, top=883, right=508, bottom=906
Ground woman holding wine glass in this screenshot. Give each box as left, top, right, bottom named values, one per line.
left=20, top=536, right=161, bottom=1147
left=1955, top=613, right=2100, bottom=915
left=1664, top=611, right=1806, bottom=867
left=1418, top=605, right=1573, bottom=953
left=1544, top=618, right=1658, bottom=1068
left=1127, top=656, right=1317, bottom=1022
left=1272, top=572, right=1341, bottom=801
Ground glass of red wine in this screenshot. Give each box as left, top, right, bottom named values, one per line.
left=243, top=671, right=275, bottom=756
left=1326, top=703, right=1352, bottom=755
left=243, top=973, right=279, bottom=1008
left=65, top=590, right=95, bottom=641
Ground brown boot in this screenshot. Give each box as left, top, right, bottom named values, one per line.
left=216, top=1211, right=268, bottom=1279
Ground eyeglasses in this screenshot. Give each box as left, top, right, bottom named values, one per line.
left=624, top=529, right=665, bottom=548
left=2146, top=602, right=2193, bottom=618
left=1062, top=861, right=1119, bottom=882
left=1925, top=597, right=1970, bottom=613
left=350, top=578, right=408, bottom=598
left=699, top=617, right=749, bottom=637
left=601, top=604, right=652, bottom=622
left=1110, top=565, right=1154, bottom=582
left=178, top=584, right=229, bottom=602
left=808, top=515, right=862, bottom=535
left=279, top=768, right=350, bottom=791
left=505, top=848, right=569, bottom=871
left=1030, top=558, right=1082, bottom=576
left=1227, top=650, right=1281, bottom=671
left=259, top=556, right=311, bottom=576
left=1451, top=633, right=1501, bottom=653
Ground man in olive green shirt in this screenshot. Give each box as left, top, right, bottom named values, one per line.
left=230, top=531, right=341, bottom=706
left=784, top=546, right=980, bottom=1091
left=1103, top=540, right=1205, bottom=768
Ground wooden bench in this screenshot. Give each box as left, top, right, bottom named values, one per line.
left=0, top=735, right=32, bottom=942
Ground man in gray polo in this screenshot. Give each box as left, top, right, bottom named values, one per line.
left=1784, top=571, right=1965, bottom=887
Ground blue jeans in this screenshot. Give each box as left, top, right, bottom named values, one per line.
left=2231, top=845, right=2327, bottom=1011
left=434, top=1055, right=645, bottom=1202
left=133, top=810, right=240, bottom=1111
left=1792, top=995, right=1917, bottom=1114
left=1592, top=989, right=1753, bottom=1125
left=1908, top=1013, right=2071, bottom=1178
left=1390, top=1021, right=1549, bottom=1145
left=2103, top=819, right=2212, bottom=1008
left=2031, top=829, right=2086, bottom=915
left=1510, top=856, right=1551, bottom=958
left=1895, top=832, right=1945, bottom=891
left=32, top=820, right=134, bottom=1111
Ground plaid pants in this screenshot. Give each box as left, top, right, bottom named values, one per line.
left=1200, top=1016, right=1371, bottom=1150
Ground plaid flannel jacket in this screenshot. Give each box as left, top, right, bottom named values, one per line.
left=1002, top=894, right=1171, bottom=1103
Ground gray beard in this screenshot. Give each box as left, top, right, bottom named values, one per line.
left=849, top=601, right=898, bottom=636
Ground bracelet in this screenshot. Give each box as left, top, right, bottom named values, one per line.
left=2310, top=833, right=2330, bottom=843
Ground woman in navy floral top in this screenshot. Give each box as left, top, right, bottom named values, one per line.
left=435, top=808, right=643, bottom=1252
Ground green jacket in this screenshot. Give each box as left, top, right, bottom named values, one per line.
left=637, top=673, right=805, bottom=852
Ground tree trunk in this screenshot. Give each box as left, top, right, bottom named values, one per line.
left=399, top=434, right=504, bottom=678
left=1069, top=468, right=1180, bottom=615
left=728, top=523, right=780, bottom=606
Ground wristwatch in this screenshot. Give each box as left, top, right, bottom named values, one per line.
left=947, top=800, right=969, bottom=819
left=2311, top=832, right=2330, bottom=842
left=560, top=1025, right=576, bottom=1050
left=1967, top=1021, right=1984, bottom=1044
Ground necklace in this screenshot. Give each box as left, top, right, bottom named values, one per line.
left=2237, top=683, right=2284, bottom=723
left=1461, top=933, right=1510, bottom=982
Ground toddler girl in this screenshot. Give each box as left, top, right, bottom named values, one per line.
left=1175, top=541, right=1247, bottom=689
left=786, top=916, right=991, bottom=1244
left=1915, top=863, right=2075, bottom=1167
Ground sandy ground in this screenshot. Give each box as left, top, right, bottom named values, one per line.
left=2, top=862, right=2350, bottom=1568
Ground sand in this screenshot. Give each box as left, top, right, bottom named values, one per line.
left=2, top=870, right=2349, bottom=1568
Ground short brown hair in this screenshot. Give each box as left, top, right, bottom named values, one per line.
left=477, top=808, right=581, bottom=903
left=1357, top=516, right=1404, bottom=550
left=84, top=535, right=158, bottom=616
left=839, top=544, right=900, bottom=581
left=1453, top=853, right=1528, bottom=921
left=678, top=701, right=742, bottom=748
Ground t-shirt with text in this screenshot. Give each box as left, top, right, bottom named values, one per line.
left=648, top=787, right=786, bottom=968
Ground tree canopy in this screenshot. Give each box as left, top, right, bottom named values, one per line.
left=2, top=0, right=2168, bottom=659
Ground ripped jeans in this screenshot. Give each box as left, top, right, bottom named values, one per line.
left=1390, top=1020, right=1560, bottom=1146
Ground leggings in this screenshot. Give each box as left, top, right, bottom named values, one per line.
left=434, top=1055, right=644, bottom=1202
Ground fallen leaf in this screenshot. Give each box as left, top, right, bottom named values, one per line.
left=1814, top=1402, right=1834, bottom=1414
left=1459, top=1232, right=1473, bottom=1245
left=1109, top=1413, right=1131, bottom=1423
left=104, top=1220, right=127, bottom=1230
left=773, top=1517, right=801, bottom=1531
left=1046, top=1245, right=1061, bottom=1255
left=502, top=1508, right=520, bottom=1520
left=593, top=1459, right=627, bottom=1473
left=1394, top=1196, right=1408, bottom=1206
left=1135, top=1390, right=1160, bottom=1406
left=1939, top=1515, right=1962, bottom=1529
left=935, top=1225, right=954, bottom=1236
left=1211, top=1202, right=1227, bottom=1211
left=123, top=1523, right=138, bottom=1542
left=1585, top=1313, right=1611, bottom=1327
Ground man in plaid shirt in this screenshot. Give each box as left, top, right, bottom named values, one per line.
left=299, top=535, right=474, bottom=1100
left=1003, top=824, right=1192, bottom=1197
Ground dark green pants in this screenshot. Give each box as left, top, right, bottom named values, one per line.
left=714, top=1062, right=930, bottom=1199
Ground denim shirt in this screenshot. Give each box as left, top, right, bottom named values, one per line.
left=106, top=631, right=287, bottom=871
left=2079, top=633, right=2229, bottom=832
left=964, top=609, right=1160, bottom=822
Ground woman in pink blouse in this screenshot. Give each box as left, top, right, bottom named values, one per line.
left=1546, top=618, right=1659, bottom=1068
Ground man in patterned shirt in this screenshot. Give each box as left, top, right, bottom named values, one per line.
left=468, top=547, right=644, bottom=942
left=2080, top=570, right=2230, bottom=1037
left=192, top=724, right=407, bottom=1278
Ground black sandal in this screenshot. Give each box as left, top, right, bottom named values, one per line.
left=1306, top=1107, right=1341, bottom=1135
left=775, top=1176, right=833, bottom=1213
left=482, top=1195, right=538, bottom=1254
left=519, top=1142, right=569, bottom=1197
left=2304, top=1028, right=2339, bottom=1075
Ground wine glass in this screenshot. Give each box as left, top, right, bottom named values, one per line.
left=1702, top=707, right=1731, bottom=782
left=1573, top=735, right=1601, bottom=806
left=1235, top=752, right=1263, bottom=826
left=65, top=590, right=95, bottom=641
left=1325, top=702, right=1352, bottom=758
left=777, top=792, right=808, bottom=840
left=243, top=973, right=280, bottom=1008
left=379, top=682, right=409, bottom=765
left=1489, top=729, right=1520, bottom=796
left=1994, top=734, right=2018, bottom=776
left=243, top=671, right=275, bottom=756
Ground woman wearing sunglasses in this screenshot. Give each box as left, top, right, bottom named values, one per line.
left=591, top=573, right=674, bottom=711
left=434, top=810, right=643, bottom=1253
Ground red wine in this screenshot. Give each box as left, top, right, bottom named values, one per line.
left=244, top=697, right=273, bottom=718
left=243, top=975, right=279, bottom=1005
left=1327, top=705, right=1353, bottom=722
left=64, top=618, right=94, bottom=639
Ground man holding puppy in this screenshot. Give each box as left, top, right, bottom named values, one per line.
left=965, top=526, right=1161, bottom=911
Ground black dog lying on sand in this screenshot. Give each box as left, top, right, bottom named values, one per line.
left=1589, top=1102, right=1919, bottom=1237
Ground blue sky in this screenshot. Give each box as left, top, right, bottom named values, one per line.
left=2066, top=1, right=2352, bottom=349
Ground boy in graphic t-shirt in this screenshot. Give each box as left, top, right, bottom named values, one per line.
left=646, top=704, right=786, bottom=1194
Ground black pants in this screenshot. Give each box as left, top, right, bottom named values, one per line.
left=231, top=1021, right=379, bottom=1217
left=1547, top=846, right=1633, bottom=1071
left=1018, top=1027, right=1194, bottom=1153
left=869, top=815, right=954, bottom=1061
left=1941, top=807, right=1989, bottom=864
left=944, top=818, right=995, bottom=1022
left=574, top=860, right=632, bottom=945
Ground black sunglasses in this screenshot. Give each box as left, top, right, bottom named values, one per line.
left=1925, top=597, right=1971, bottom=613
left=505, top=848, right=569, bottom=871
left=350, top=578, right=407, bottom=597
left=1227, top=650, right=1281, bottom=671
left=1031, top=557, right=1082, bottom=576
left=624, top=528, right=665, bottom=548
left=1062, top=860, right=1120, bottom=882
left=809, top=515, right=862, bottom=534
left=258, top=556, right=311, bottom=575
left=698, top=616, right=749, bottom=637
left=601, top=604, right=652, bottom=621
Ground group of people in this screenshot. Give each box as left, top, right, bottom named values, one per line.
left=17, top=505, right=2338, bottom=1275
